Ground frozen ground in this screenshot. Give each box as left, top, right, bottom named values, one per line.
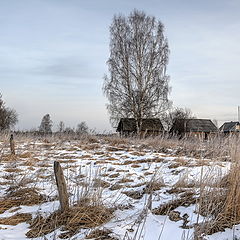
left=0, top=138, right=237, bottom=240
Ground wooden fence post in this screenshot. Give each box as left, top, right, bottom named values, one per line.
left=54, top=161, right=69, bottom=212
left=10, top=134, right=15, bottom=155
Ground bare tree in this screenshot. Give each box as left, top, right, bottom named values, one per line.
left=58, top=121, right=65, bottom=133
left=0, top=93, right=18, bottom=131
left=103, top=10, right=170, bottom=133
left=76, top=121, right=88, bottom=135
left=39, top=114, right=52, bottom=134
left=163, top=107, right=195, bottom=131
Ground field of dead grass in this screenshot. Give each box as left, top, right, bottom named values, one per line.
left=0, top=133, right=239, bottom=240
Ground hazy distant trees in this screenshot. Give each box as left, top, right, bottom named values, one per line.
left=39, top=114, right=52, bottom=134
left=0, top=93, right=18, bottom=131
left=58, top=121, right=65, bottom=133
left=63, top=127, right=75, bottom=134
left=103, top=10, right=170, bottom=133
left=54, top=120, right=89, bottom=135
left=76, top=121, right=88, bottom=135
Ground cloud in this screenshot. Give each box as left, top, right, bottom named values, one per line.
left=33, top=57, right=99, bottom=79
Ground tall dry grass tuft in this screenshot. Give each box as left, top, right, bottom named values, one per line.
left=26, top=204, right=114, bottom=239
left=142, top=134, right=232, bottom=160
left=195, top=137, right=240, bottom=237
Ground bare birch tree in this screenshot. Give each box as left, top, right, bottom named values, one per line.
left=103, top=10, right=170, bottom=133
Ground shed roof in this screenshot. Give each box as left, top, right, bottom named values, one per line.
left=219, top=121, right=240, bottom=132
left=116, top=118, right=164, bottom=132
left=171, top=119, right=218, bottom=133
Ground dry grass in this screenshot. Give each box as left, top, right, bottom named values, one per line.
left=116, top=169, right=129, bottom=173
left=0, top=187, right=47, bottom=214
left=37, top=163, right=51, bottom=168
left=19, top=157, right=41, bottom=167
left=141, top=135, right=231, bottom=160
left=94, top=151, right=105, bottom=155
left=173, top=173, right=195, bottom=189
left=95, top=160, right=110, bottom=165
left=0, top=213, right=32, bottom=225
left=19, top=152, right=32, bottom=158
left=1, top=154, right=18, bottom=162
left=86, top=228, right=118, bottom=239
left=130, top=151, right=146, bottom=156
left=122, top=190, right=144, bottom=200
left=152, top=191, right=196, bottom=215
left=105, top=146, right=124, bottom=152
left=58, top=155, right=78, bottom=160
left=102, top=136, right=130, bottom=146
left=131, top=164, right=141, bottom=168
left=80, top=154, right=92, bottom=159
left=117, top=177, right=134, bottom=184
left=144, top=171, right=153, bottom=176
left=195, top=140, right=240, bottom=236
left=169, top=162, right=183, bottom=169
left=144, top=180, right=165, bottom=193
left=109, top=173, right=120, bottom=178
left=0, top=181, right=12, bottom=186
left=26, top=204, right=114, bottom=239
left=81, top=143, right=101, bottom=151
left=4, top=168, right=23, bottom=173
left=93, top=179, right=111, bottom=188
left=109, top=184, right=124, bottom=191
left=130, top=182, right=146, bottom=188
left=106, top=157, right=118, bottom=161
left=0, top=133, right=239, bottom=238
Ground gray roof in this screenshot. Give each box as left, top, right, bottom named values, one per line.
left=116, top=118, right=164, bottom=132
left=171, top=119, right=218, bottom=133
left=219, top=121, right=240, bottom=132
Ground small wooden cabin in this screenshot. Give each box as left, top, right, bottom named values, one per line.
left=170, top=119, right=218, bottom=139
left=116, top=118, right=164, bottom=137
left=219, top=121, right=240, bottom=135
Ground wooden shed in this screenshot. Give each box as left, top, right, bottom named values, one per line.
left=219, top=121, right=240, bottom=135
left=170, top=119, right=218, bottom=139
left=116, top=118, right=164, bottom=137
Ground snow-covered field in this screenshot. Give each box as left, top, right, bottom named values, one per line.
left=0, top=137, right=238, bottom=240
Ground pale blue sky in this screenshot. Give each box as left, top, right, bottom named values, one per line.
left=0, top=0, right=240, bottom=132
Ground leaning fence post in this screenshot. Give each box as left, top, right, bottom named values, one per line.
left=10, top=134, right=15, bottom=155
left=54, top=161, right=69, bottom=212
left=148, top=191, right=152, bottom=210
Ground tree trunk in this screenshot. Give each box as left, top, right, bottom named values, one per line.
left=135, top=118, right=143, bottom=138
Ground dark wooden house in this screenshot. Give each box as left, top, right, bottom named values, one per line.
left=116, top=118, right=164, bottom=137
left=170, top=119, right=218, bottom=139
left=219, top=121, right=240, bottom=135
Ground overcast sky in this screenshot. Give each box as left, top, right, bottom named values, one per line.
left=0, top=0, right=240, bottom=132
